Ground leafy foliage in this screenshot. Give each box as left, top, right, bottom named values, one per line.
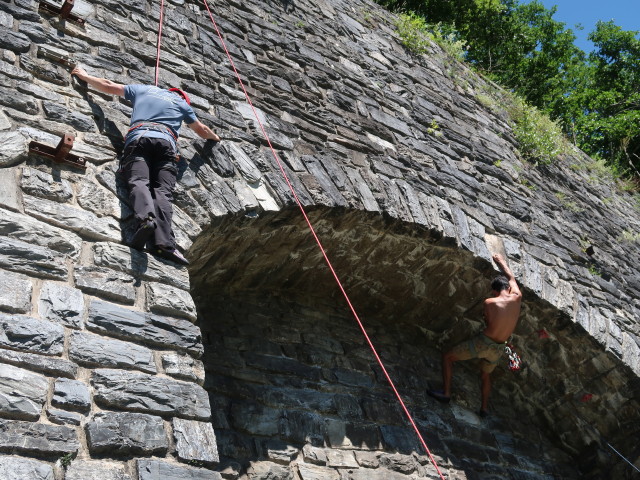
left=377, top=0, right=640, bottom=179
left=565, top=21, right=640, bottom=176
left=395, top=12, right=432, bottom=54
left=508, top=98, right=569, bottom=164
left=395, top=13, right=466, bottom=59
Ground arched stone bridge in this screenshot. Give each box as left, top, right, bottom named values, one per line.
left=0, top=0, right=638, bottom=478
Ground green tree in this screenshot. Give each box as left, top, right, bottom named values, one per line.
left=568, top=21, right=640, bottom=175
left=377, top=0, right=640, bottom=178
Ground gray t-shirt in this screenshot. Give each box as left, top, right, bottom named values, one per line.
left=124, top=85, right=197, bottom=149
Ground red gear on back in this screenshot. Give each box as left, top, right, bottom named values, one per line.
left=168, top=88, right=191, bottom=105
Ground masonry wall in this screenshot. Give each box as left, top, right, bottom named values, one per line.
left=0, top=0, right=639, bottom=478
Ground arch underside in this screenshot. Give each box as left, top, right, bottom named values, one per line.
left=189, top=207, right=639, bottom=478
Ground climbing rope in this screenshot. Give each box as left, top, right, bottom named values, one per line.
left=154, top=0, right=165, bottom=86
left=198, top=1, right=446, bottom=478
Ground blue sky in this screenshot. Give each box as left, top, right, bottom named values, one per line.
left=535, top=0, right=639, bottom=52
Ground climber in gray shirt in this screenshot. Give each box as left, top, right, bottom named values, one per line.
left=72, top=66, right=220, bottom=265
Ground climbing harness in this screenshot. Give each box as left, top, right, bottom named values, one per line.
left=127, top=122, right=178, bottom=143
left=504, top=343, right=521, bottom=372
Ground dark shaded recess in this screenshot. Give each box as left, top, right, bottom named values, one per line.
left=189, top=207, right=639, bottom=478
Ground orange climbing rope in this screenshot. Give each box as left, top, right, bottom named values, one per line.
left=197, top=1, right=447, bottom=478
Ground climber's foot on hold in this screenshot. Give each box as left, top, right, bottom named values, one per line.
left=129, top=218, right=156, bottom=250
left=154, top=246, right=189, bottom=266
left=427, top=389, right=450, bottom=404
left=478, top=409, right=489, bottom=418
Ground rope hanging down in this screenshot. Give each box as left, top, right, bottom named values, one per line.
left=154, top=0, right=165, bottom=86
left=198, top=1, right=446, bottom=478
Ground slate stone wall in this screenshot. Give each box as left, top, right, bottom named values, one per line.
left=0, top=0, right=639, bottom=478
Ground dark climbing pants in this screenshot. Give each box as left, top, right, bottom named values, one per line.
left=121, top=136, right=177, bottom=250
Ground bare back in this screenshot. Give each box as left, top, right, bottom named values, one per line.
left=483, top=291, right=522, bottom=343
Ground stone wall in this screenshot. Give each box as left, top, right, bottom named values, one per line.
left=0, top=0, right=639, bottom=478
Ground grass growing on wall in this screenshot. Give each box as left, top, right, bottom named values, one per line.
left=508, top=98, right=570, bottom=165
left=395, top=13, right=466, bottom=60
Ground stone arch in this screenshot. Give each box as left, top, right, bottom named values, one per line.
left=0, top=0, right=638, bottom=477
left=186, top=206, right=638, bottom=478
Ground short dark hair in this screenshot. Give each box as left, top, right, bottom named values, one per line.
left=491, top=276, right=510, bottom=292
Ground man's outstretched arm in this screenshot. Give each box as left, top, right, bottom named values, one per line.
left=187, top=120, right=220, bottom=142
left=71, top=66, right=125, bottom=97
left=493, top=253, right=522, bottom=297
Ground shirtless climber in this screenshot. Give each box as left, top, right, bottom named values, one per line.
left=71, top=66, right=220, bottom=265
left=428, top=253, right=522, bottom=417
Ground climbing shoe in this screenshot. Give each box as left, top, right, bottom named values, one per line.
left=478, top=410, right=489, bottom=418
left=427, top=389, right=450, bottom=404
left=130, top=218, right=156, bottom=250
left=154, top=246, right=189, bottom=266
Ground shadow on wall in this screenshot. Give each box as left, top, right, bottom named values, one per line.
left=187, top=208, right=638, bottom=479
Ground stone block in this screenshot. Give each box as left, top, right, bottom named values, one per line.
left=354, top=451, right=380, bottom=468
left=0, top=419, right=79, bottom=455
left=69, top=331, right=156, bottom=373
left=302, top=445, right=328, bottom=465
left=0, top=364, right=48, bottom=420
left=297, top=463, right=339, bottom=480
left=0, top=269, right=31, bottom=313
left=20, top=167, right=73, bottom=202
left=0, top=30, right=30, bottom=53
left=231, top=401, right=280, bottom=437
left=24, top=195, right=121, bottom=242
left=52, top=378, right=91, bottom=412
left=77, top=180, right=122, bottom=217
left=0, top=59, right=32, bottom=81
left=0, top=168, right=21, bottom=211
left=38, top=281, right=85, bottom=329
left=0, top=208, right=82, bottom=258
left=347, top=468, right=412, bottom=480
left=379, top=425, right=422, bottom=453
left=86, top=412, right=168, bottom=455
left=0, top=131, right=28, bottom=167
left=47, top=408, right=83, bottom=426
left=278, top=410, right=325, bottom=445
left=0, top=313, right=64, bottom=355
left=65, top=460, right=132, bottom=480
left=260, top=439, right=299, bottom=463
left=92, top=369, right=211, bottom=420
left=173, top=418, right=219, bottom=464
left=42, top=101, right=96, bottom=132
left=378, top=453, right=418, bottom=474
left=136, top=459, right=222, bottom=480
left=162, top=352, right=204, bottom=383
left=73, top=266, right=136, bottom=304
left=246, top=462, right=293, bottom=480
left=87, top=299, right=203, bottom=356
left=0, top=456, right=54, bottom=480
left=0, top=236, right=68, bottom=280
left=326, top=449, right=359, bottom=468
left=146, top=281, right=197, bottom=321
left=93, top=242, right=190, bottom=290
left=0, top=348, right=77, bottom=378
left=324, top=419, right=381, bottom=449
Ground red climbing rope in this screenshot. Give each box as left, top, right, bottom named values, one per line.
left=199, top=1, right=447, bottom=478
left=154, top=0, right=165, bottom=86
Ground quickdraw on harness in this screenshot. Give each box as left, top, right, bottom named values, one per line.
left=505, top=343, right=522, bottom=371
